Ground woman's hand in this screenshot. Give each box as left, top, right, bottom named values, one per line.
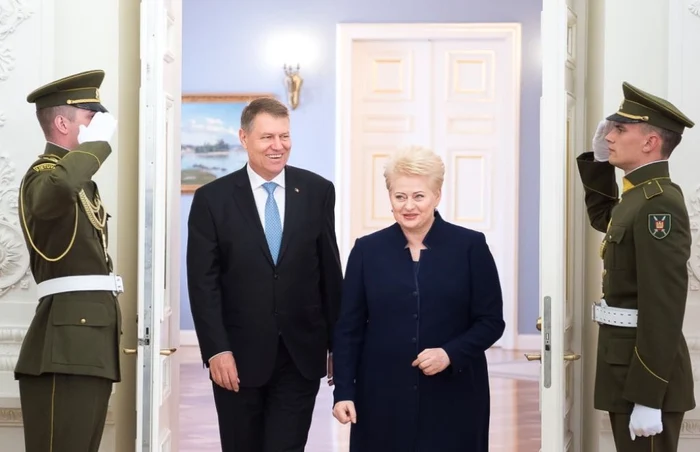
left=412, top=348, right=451, bottom=375
left=333, top=401, right=357, bottom=424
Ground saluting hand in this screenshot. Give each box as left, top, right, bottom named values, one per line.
left=78, top=112, right=118, bottom=144
left=592, top=119, right=613, bottom=162
left=412, top=348, right=451, bottom=376
left=333, top=401, right=357, bottom=424
left=209, top=352, right=240, bottom=392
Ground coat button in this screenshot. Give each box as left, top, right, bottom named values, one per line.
left=411, top=337, right=416, bottom=343
left=274, top=274, right=279, bottom=279
left=412, top=291, right=418, bottom=296
left=413, top=314, right=418, bottom=319
left=80, top=318, right=86, bottom=324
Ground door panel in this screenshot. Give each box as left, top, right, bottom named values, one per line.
left=348, top=32, right=520, bottom=348
left=537, top=0, right=585, bottom=450
left=133, top=0, right=182, bottom=450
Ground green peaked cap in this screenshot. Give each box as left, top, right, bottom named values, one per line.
left=26, top=69, right=108, bottom=113
left=606, top=82, right=694, bottom=134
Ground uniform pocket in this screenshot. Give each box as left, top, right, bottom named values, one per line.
left=51, top=299, right=112, bottom=368
left=603, top=337, right=635, bottom=390
left=604, top=226, right=627, bottom=270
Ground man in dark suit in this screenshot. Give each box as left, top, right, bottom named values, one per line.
left=186, top=97, right=343, bottom=451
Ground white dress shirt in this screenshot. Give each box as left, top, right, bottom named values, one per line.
left=247, top=163, right=286, bottom=232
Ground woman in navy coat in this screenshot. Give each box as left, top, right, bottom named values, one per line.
left=332, top=147, right=505, bottom=451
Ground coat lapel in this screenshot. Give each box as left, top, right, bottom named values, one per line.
left=231, top=168, right=274, bottom=266
left=278, top=167, right=303, bottom=265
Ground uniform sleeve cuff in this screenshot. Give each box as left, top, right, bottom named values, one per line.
left=623, top=350, right=668, bottom=409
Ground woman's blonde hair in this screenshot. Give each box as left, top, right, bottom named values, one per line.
left=383, top=146, right=445, bottom=191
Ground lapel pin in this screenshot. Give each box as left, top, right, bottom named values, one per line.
left=294, top=187, right=300, bottom=193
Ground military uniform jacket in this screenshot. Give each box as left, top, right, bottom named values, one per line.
left=577, top=151, right=695, bottom=413
left=14, top=142, right=121, bottom=382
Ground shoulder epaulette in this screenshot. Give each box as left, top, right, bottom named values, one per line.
left=32, top=162, right=56, bottom=172
left=31, top=154, right=62, bottom=172
left=643, top=180, right=664, bottom=200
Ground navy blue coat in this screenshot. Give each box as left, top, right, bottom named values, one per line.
left=332, top=212, right=505, bottom=452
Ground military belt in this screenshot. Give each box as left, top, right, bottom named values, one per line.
left=35, top=273, right=124, bottom=299
left=591, top=299, right=637, bottom=327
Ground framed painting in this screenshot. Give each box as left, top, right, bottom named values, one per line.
left=180, top=93, right=275, bottom=193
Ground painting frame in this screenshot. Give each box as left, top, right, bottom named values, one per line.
left=180, top=92, right=276, bottom=193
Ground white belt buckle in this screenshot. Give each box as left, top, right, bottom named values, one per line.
left=591, top=299, right=603, bottom=324
left=114, top=275, right=124, bottom=295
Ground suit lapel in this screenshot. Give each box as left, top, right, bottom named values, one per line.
left=231, top=168, right=274, bottom=266
left=278, top=167, right=303, bottom=265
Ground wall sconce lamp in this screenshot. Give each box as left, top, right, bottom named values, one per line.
left=283, top=64, right=303, bottom=110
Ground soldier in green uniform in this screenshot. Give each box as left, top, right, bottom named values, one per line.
left=14, top=69, right=122, bottom=452
left=577, top=82, right=695, bottom=451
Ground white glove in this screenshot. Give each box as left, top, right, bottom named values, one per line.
left=629, top=403, right=663, bottom=440
left=78, top=112, right=117, bottom=144
left=592, top=119, right=613, bottom=162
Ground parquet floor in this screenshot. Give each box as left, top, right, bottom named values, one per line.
left=179, top=347, right=541, bottom=451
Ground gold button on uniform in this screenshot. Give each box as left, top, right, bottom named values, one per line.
left=80, top=318, right=86, bottom=324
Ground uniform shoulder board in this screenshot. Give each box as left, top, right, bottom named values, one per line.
left=32, top=161, right=56, bottom=172
left=643, top=180, right=664, bottom=200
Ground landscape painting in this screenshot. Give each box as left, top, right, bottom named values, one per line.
left=180, top=93, right=275, bottom=193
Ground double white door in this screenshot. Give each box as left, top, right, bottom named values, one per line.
left=347, top=31, right=519, bottom=349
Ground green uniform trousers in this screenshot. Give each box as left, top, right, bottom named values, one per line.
left=609, top=412, right=684, bottom=452
left=18, top=373, right=113, bottom=452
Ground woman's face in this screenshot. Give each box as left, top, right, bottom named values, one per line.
left=388, top=174, right=441, bottom=233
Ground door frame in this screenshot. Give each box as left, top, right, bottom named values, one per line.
left=335, top=22, right=522, bottom=350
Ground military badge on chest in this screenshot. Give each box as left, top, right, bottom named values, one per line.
left=648, top=214, right=671, bottom=239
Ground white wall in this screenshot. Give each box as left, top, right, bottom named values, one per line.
left=584, top=0, right=700, bottom=450
left=0, top=0, right=140, bottom=450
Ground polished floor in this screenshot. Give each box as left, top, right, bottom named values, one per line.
left=179, top=347, right=540, bottom=451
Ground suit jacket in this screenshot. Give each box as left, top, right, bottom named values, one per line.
left=14, top=142, right=121, bottom=382
left=577, top=152, right=695, bottom=413
left=186, top=164, right=343, bottom=386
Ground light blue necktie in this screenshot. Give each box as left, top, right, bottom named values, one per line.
left=262, top=182, right=282, bottom=264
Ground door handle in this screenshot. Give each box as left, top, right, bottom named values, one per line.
left=536, top=316, right=542, bottom=331
left=122, top=347, right=178, bottom=356
left=564, top=352, right=581, bottom=361
left=524, top=352, right=581, bottom=362
left=524, top=353, right=541, bottom=361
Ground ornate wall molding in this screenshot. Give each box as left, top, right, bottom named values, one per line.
left=0, top=0, right=34, bottom=81
left=0, top=326, right=26, bottom=372
left=0, top=154, right=30, bottom=298
left=0, top=0, right=34, bottom=299
left=690, top=1, right=700, bottom=18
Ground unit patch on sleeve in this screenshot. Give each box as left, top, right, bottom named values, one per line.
left=648, top=214, right=671, bottom=239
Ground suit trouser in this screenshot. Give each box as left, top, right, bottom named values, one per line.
left=18, top=373, right=113, bottom=452
left=212, top=337, right=321, bottom=452
left=609, top=411, right=684, bottom=452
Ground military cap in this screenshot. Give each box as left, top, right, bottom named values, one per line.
left=26, top=69, right=107, bottom=113
left=607, top=81, right=694, bottom=134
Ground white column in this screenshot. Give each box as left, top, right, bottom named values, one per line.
left=585, top=0, right=700, bottom=450
left=0, top=0, right=140, bottom=450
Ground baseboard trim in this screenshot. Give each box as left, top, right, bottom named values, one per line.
left=180, top=329, right=198, bottom=347
left=516, top=334, right=540, bottom=351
